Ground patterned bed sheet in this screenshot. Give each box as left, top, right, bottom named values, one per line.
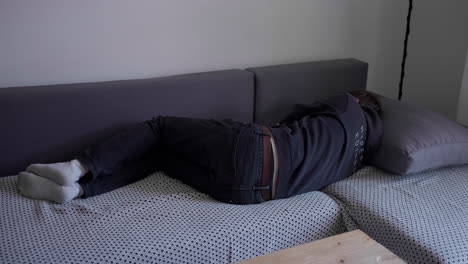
left=324, top=166, right=468, bottom=264
left=1, top=171, right=347, bottom=264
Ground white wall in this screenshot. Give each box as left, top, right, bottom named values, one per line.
left=403, top=0, right=468, bottom=119
left=457, top=50, right=468, bottom=126
left=0, top=0, right=407, bottom=98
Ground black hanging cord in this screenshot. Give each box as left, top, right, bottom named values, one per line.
left=398, top=0, right=413, bottom=100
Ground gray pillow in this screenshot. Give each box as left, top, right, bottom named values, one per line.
left=369, top=96, right=468, bottom=175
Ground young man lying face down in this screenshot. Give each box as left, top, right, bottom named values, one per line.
left=17, top=91, right=383, bottom=204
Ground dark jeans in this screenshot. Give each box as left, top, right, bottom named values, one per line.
left=77, top=116, right=270, bottom=204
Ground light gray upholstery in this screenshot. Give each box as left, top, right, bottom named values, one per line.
left=324, top=166, right=468, bottom=263
left=1, top=171, right=347, bottom=264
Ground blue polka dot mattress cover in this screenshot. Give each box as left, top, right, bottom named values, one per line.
left=323, top=165, right=468, bottom=264
left=0, top=171, right=349, bottom=264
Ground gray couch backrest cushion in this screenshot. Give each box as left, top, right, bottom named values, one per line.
left=248, top=58, right=368, bottom=125
left=0, top=70, right=254, bottom=176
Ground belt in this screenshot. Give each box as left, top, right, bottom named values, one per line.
left=260, top=126, right=278, bottom=201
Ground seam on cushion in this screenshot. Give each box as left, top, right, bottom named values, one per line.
left=406, top=142, right=468, bottom=155
left=381, top=141, right=468, bottom=156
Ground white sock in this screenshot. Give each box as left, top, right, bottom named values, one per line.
left=26, top=159, right=89, bottom=186
left=17, top=171, right=82, bottom=204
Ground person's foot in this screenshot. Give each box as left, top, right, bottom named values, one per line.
left=17, top=171, right=83, bottom=204
left=26, top=159, right=88, bottom=186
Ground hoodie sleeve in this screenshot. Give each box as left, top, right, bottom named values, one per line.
left=362, top=105, right=383, bottom=161
left=278, top=104, right=311, bottom=124
left=278, top=100, right=337, bottom=125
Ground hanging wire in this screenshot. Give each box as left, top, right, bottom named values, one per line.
left=398, top=0, right=414, bottom=100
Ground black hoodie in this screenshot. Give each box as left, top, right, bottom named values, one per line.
left=270, top=93, right=383, bottom=199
